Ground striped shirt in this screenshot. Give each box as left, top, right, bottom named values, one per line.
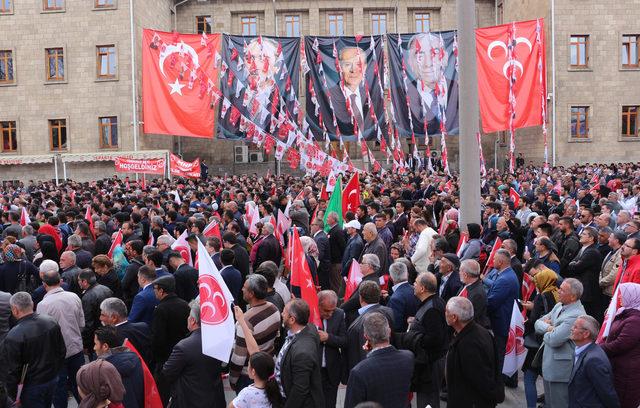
left=229, top=301, right=281, bottom=385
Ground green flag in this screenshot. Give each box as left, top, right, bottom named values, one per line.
left=323, top=176, right=343, bottom=232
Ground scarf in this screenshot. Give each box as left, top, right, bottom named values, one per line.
left=76, top=360, right=125, bottom=408
left=534, top=267, right=559, bottom=303
left=618, top=282, right=640, bottom=315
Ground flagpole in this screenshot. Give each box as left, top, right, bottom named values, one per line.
left=456, top=0, right=482, bottom=228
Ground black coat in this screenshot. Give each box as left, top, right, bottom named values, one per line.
left=231, top=244, right=250, bottom=280
left=97, top=269, right=123, bottom=299
left=151, top=294, right=190, bottom=364
left=327, top=224, right=347, bottom=264
left=103, top=347, right=144, bottom=408
left=116, top=321, right=154, bottom=370
left=568, top=342, right=620, bottom=408
left=437, top=270, right=463, bottom=303
left=280, top=324, right=325, bottom=408
left=254, top=234, right=282, bottom=270
left=565, top=244, right=603, bottom=303
left=174, top=264, right=199, bottom=302
left=446, top=322, right=502, bottom=408
left=314, top=231, right=332, bottom=290
left=94, top=233, right=112, bottom=256
left=510, top=256, right=524, bottom=289
left=340, top=274, right=379, bottom=326
left=463, top=280, right=491, bottom=329
left=122, top=258, right=144, bottom=308
left=344, top=346, right=414, bottom=408
left=318, top=308, right=347, bottom=387
left=81, top=283, right=113, bottom=349
left=161, top=328, right=225, bottom=408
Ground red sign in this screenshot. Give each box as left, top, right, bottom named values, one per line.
left=170, top=153, right=201, bottom=178
left=114, top=157, right=165, bottom=175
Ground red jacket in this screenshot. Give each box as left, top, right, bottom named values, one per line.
left=614, top=255, right=640, bottom=290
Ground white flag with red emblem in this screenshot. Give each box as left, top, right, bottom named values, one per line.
left=107, top=229, right=123, bottom=259
left=503, top=300, right=526, bottom=376
left=196, top=239, right=234, bottom=362
left=172, top=230, right=193, bottom=266
left=20, top=207, right=31, bottom=227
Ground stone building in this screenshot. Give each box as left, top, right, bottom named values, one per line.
left=0, top=0, right=637, bottom=181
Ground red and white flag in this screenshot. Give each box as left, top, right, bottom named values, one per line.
left=203, top=220, right=222, bottom=240
left=124, top=339, right=163, bottom=408
left=289, top=228, right=321, bottom=327
left=276, top=210, right=291, bottom=247
left=344, top=259, right=364, bottom=301
left=597, top=286, right=620, bottom=344
left=107, top=229, right=123, bottom=259
left=147, top=234, right=155, bottom=247
left=342, top=173, right=361, bottom=217
left=85, top=206, right=96, bottom=239
left=196, top=239, right=235, bottom=362
left=172, top=230, right=193, bottom=266
left=456, top=232, right=469, bottom=257
left=509, top=187, right=521, bottom=208
left=20, top=207, right=30, bottom=227
left=483, top=237, right=503, bottom=273
left=503, top=300, right=526, bottom=376
left=247, top=203, right=260, bottom=237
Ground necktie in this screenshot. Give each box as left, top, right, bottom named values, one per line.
left=321, top=319, right=327, bottom=368
left=350, top=93, right=364, bottom=132
left=275, top=334, right=294, bottom=398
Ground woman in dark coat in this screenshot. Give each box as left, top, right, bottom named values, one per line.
left=601, top=282, right=640, bottom=408
left=0, top=244, right=39, bottom=293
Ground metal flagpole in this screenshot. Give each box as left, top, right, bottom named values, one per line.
left=456, top=0, right=481, bottom=228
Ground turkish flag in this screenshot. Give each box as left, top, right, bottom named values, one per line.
left=344, top=259, right=363, bottom=301
left=107, top=229, right=123, bottom=259
left=203, top=220, right=222, bottom=240
left=476, top=19, right=546, bottom=133
left=509, top=187, right=520, bottom=208
left=123, top=339, right=163, bottom=408
left=483, top=237, right=503, bottom=274
left=289, top=228, right=321, bottom=327
left=342, top=173, right=361, bottom=217
left=85, top=206, right=96, bottom=239
left=20, top=207, right=31, bottom=227
left=142, top=30, right=221, bottom=138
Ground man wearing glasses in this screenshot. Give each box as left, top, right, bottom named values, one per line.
left=616, top=238, right=640, bottom=287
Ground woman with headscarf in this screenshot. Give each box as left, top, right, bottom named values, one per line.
left=76, top=359, right=125, bottom=408
left=299, top=235, right=319, bottom=286
left=520, top=261, right=559, bottom=408
left=601, top=283, right=640, bottom=408
left=0, top=244, right=39, bottom=293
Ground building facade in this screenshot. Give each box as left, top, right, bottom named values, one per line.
left=0, top=0, right=637, bottom=181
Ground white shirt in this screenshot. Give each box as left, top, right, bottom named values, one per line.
left=574, top=342, right=591, bottom=363
left=344, top=86, right=363, bottom=119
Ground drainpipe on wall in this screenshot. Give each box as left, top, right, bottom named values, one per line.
left=171, top=0, right=192, bottom=156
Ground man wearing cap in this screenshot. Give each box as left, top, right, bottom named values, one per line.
left=151, top=275, right=190, bottom=405
left=437, top=253, right=463, bottom=304
left=342, top=220, right=364, bottom=277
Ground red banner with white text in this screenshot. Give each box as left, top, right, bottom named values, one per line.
left=170, top=153, right=201, bottom=178
left=114, top=157, right=166, bottom=175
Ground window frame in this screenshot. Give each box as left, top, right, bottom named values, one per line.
left=569, top=35, right=590, bottom=69
left=196, top=15, right=212, bottom=34
left=96, top=44, right=117, bottom=81
left=42, top=0, right=64, bottom=12
left=621, top=34, right=640, bottom=69
left=0, top=121, right=17, bottom=153
left=621, top=105, right=640, bottom=139
left=0, top=49, right=14, bottom=85
left=569, top=105, right=591, bottom=141
left=328, top=13, right=344, bottom=36
left=240, top=15, right=258, bottom=36
left=284, top=14, right=300, bottom=37
left=371, top=12, right=387, bottom=36
left=98, top=116, right=119, bottom=149
left=93, top=0, right=116, bottom=10
left=49, top=119, right=68, bottom=151
left=0, top=0, right=13, bottom=14
left=45, top=47, right=65, bottom=82
left=414, top=12, right=431, bottom=33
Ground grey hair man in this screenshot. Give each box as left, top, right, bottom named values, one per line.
left=67, top=234, right=92, bottom=269
left=361, top=222, right=389, bottom=276
left=60, top=250, right=82, bottom=296
left=341, top=253, right=381, bottom=326
left=317, top=289, right=346, bottom=408
left=458, top=259, right=490, bottom=328
left=18, top=224, right=37, bottom=261
left=535, top=278, right=586, bottom=408
left=93, top=220, right=113, bottom=256
left=387, top=262, right=420, bottom=332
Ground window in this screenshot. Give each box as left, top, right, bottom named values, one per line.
left=328, top=13, right=344, bottom=36
left=43, top=0, right=63, bottom=10
left=99, top=117, right=118, bottom=148
left=371, top=13, right=387, bottom=35
left=622, top=106, right=639, bottom=137
left=570, top=106, right=589, bottom=138
left=241, top=16, right=257, bottom=36
left=0, top=121, right=16, bottom=152
left=622, top=35, right=640, bottom=68
left=196, top=16, right=212, bottom=34
left=285, top=15, right=300, bottom=37
left=1, top=0, right=12, bottom=13
left=0, top=50, right=13, bottom=84
left=94, top=0, right=114, bottom=7
left=415, top=12, right=430, bottom=33
left=96, top=45, right=117, bottom=79
left=569, top=35, right=589, bottom=68
left=497, top=2, right=503, bottom=24
left=49, top=119, right=67, bottom=150
left=46, top=48, right=64, bottom=81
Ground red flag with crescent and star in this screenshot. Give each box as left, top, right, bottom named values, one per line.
left=342, top=173, right=361, bottom=218
left=289, top=228, right=321, bottom=327
left=476, top=19, right=546, bottom=133
left=142, top=30, right=221, bottom=138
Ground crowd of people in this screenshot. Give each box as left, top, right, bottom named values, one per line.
left=0, top=160, right=638, bottom=408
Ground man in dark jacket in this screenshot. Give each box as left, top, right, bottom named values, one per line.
left=151, top=275, right=190, bottom=405
left=78, top=269, right=113, bottom=352
left=253, top=223, right=282, bottom=270
left=360, top=222, right=389, bottom=276
left=317, top=290, right=346, bottom=408
left=445, top=296, right=503, bottom=408
left=129, top=266, right=159, bottom=325
left=395, top=272, right=448, bottom=408
left=162, top=299, right=226, bottom=408
left=222, top=232, right=250, bottom=282
left=311, top=219, right=332, bottom=291
left=437, top=253, right=463, bottom=303
left=558, top=216, right=581, bottom=275
left=326, top=211, right=347, bottom=293
left=122, top=240, right=145, bottom=309
left=219, top=249, right=243, bottom=303
left=0, top=292, right=66, bottom=406
left=275, top=299, right=325, bottom=408
left=341, top=254, right=382, bottom=326
left=342, top=220, right=364, bottom=277
left=93, top=221, right=112, bottom=256
left=387, top=262, right=420, bottom=332
left=167, top=251, right=199, bottom=302
left=458, top=259, right=491, bottom=329
left=344, top=312, right=414, bottom=408
left=565, top=227, right=604, bottom=319
left=95, top=325, right=144, bottom=408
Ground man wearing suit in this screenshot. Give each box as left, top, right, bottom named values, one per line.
left=326, top=212, right=347, bottom=294
left=393, top=201, right=409, bottom=241
left=565, top=227, right=604, bottom=319
left=344, top=312, right=414, bottom=408
left=360, top=222, right=389, bottom=276
left=219, top=249, right=243, bottom=303
left=99, top=297, right=154, bottom=370
left=486, top=249, right=520, bottom=372
left=128, top=265, right=159, bottom=326
left=535, top=278, right=586, bottom=408
left=343, top=280, right=395, bottom=382
left=161, top=299, right=226, bottom=408
left=167, top=252, right=199, bottom=302
left=341, top=254, right=381, bottom=326
left=317, top=291, right=346, bottom=408
left=275, top=299, right=324, bottom=408
left=342, top=220, right=364, bottom=277
left=222, top=231, right=250, bottom=282
left=253, top=223, right=282, bottom=270
left=458, top=259, right=491, bottom=329
left=599, top=231, right=625, bottom=310
left=311, top=219, right=332, bottom=291
left=437, top=253, right=463, bottom=303
left=568, top=315, right=620, bottom=408
left=387, top=262, right=420, bottom=332
left=503, top=239, right=524, bottom=287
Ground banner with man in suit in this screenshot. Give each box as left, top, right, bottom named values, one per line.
left=387, top=31, right=459, bottom=139
left=304, top=36, right=387, bottom=143
left=217, top=35, right=300, bottom=140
